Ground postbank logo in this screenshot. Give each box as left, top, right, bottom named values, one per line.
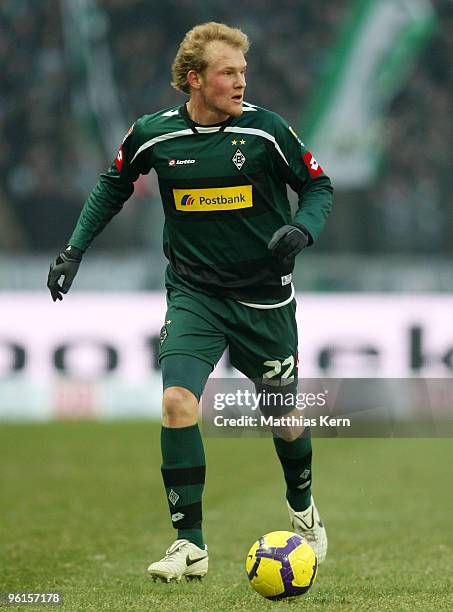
left=173, top=185, right=253, bottom=212
left=180, top=194, right=195, bottom=206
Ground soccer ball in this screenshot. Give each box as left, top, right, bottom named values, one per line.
left=245, top=531, right=317, bottom=600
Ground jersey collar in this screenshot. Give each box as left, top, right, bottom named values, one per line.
left=180, top=103, right=234, bottom=134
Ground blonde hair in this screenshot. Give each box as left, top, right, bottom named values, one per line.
left=171, top=22, right=250, bottom=94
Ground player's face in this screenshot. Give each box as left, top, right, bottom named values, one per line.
left=198, top=41, right=247, bottom=120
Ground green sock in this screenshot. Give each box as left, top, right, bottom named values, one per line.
left=273, top=430, right=312, bottom=512
left=161, top=424, right=205, bottom=549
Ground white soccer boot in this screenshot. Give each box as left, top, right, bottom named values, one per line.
left=287, top=496, right=328, bottom=563
left=147, top=539, right=208, bottom=582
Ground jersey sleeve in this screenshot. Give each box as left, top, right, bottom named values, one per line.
left=271, top=113, right=333, bottom=244
left=68, top=117, right=152, bottom=251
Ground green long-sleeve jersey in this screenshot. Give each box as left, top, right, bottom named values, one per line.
left=68, top=102, right=333, bottom=305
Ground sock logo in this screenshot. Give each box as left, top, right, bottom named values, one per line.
left=171, top=512, right=185, bottom=523
left=168, top=489, right=179, bottom=506
left=297, top=481, right=311, bottom=490
left=297, top=467, right=312, bottom=490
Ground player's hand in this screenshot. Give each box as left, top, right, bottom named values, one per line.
left=47, top=245, right=83, bottom=302
left=268, top=224, right=310, bottom=262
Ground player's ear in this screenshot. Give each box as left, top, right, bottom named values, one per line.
left=187, top=69, right=202, bottom=90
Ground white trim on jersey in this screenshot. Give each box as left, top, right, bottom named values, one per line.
left=237, top=284, right=295, bottom=309
left=129, top=116, right=289, bottom=168
left=242, top=102, right=257, bottom=111
left=130, top=128, right=194, bottom=163
left=224, top=126, right=289, bottom=166
left=194, top=126, right=222, bottom=133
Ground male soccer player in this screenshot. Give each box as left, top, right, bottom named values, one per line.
left=47, top=22, right=333, bottom=582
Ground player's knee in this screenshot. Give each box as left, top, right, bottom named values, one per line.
left=273, top=425, right=304, bottom=443
left=162, top=386, right=198, bottom=427
left=256, top=383, right=302, bottom=441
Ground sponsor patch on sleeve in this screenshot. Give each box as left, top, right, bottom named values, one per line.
left=122, top=123, right=134, bottom=143
left=302, top=152, right=324, bottom=178
left=115, top=123, right=135, bottom=171
left=115, top=145, right=124, bottom=172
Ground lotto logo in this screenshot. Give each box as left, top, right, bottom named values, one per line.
left=169, top=159, right=196, bottom=166
left=115, top=146, right=124, bottom=172
left=302, top=152, right=323, bottom=178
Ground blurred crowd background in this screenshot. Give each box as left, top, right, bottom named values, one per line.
left=0, top=0, right=452, bottom=289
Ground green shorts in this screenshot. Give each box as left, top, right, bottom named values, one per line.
left=158, top=271, right=298, bottom=400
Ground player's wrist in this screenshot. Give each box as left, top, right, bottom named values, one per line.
left=290, top=224, right=312, bottom=246
left=61, top=245, right=84, bottom=263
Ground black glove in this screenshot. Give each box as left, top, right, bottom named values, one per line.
left=268, top=224, right=310, bottom=262
left=47, top=245, right=83, bottom=302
